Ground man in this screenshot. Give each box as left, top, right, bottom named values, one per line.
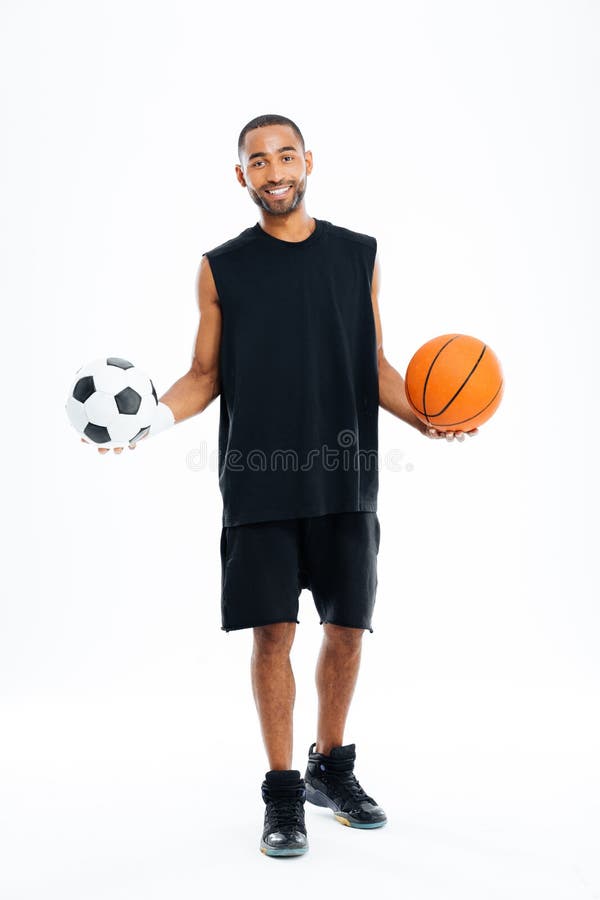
left=86, top=114, right=477, bottom=857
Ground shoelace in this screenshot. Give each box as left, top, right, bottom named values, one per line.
left=262, top=784, right=306, bottom=830
left=319, top=758, right=377, bottom=806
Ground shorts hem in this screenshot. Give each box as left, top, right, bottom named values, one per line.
left=222, top=616, right=300, bottom=633
left=320, top=618, right=374, bottom=634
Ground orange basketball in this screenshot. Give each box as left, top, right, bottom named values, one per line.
left=405, top=333, right=504, bottom=432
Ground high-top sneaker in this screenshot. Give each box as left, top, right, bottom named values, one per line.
left=304, top=742, right=387, bottom=828
left=260, top=769, right=309, bottom=857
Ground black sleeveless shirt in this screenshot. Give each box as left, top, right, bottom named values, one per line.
left=202, top=218, right=379, bottom=527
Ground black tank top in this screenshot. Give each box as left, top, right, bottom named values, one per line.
left=202, top=218, right=379, bottom=527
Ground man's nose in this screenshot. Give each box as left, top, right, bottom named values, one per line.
left=268, top=168, right=287, bottom=184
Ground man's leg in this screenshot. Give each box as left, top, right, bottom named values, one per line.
left=305, top=621, right=387, bottom=828
left=251, top=621, right=297, bottom=770
left=315, top=622, right=364, bottom=755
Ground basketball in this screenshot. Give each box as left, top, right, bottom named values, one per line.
left=405, top=333, right=504, bottom=432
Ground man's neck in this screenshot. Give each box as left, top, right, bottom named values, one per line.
left=258, top=212, right=316, bottom=243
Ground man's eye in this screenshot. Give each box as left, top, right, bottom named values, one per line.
left=253, top=156, right=294, bottom=167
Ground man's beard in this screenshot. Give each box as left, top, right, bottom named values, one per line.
left=248, top=176, right=307, bottom=216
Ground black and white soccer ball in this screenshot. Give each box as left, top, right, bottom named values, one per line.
left=66, top=356, right=158, bottom=448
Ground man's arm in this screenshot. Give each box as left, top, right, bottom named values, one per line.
left=371, top=253, right=478, bottom=441
left=371, top=252, right=427, bottom=434
left=85, top=256, right=222, bottom=454
left=158, top=254, right=222, bottom=422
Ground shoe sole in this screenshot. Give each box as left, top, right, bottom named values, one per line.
left=305, top=782, right=387, bottom=828
left=260, top=840, right=309, bottom=856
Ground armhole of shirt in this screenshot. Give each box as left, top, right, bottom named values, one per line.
left=369, top=237, right=377, bottom=289
left=202, top=251, right=225, bottom=306
left=367, top=236, right=377, bottom=290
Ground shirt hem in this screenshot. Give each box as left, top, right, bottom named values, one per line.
left=222, top=501, right=378, bottom=529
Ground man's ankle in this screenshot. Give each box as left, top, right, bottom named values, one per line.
left=315, top=743, right=336, bottom=755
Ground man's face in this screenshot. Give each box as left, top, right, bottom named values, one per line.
left=236, top=125, right=312, bottom=216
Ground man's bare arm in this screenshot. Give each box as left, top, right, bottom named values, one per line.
left=158, top=254, right=222, bottom=423
left=370, top=252, right=426, bottom=433
left=371, top=253, right=477, bottom=441
left=84, top=255, right=222, bottom=453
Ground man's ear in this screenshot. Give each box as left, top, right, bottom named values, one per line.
left=235, top=164, right=246, bottom=187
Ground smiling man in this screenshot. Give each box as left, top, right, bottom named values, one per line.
left=199, top=113, right=477, bottom=858
left=89, top=113, right=477, bottom=857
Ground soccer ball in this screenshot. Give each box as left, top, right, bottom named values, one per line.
left=66, top=356, right=158, bottom=448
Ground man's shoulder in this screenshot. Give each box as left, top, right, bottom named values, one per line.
left=202, top=225, right=258, bottom=260
left=327, top=220, right=377, bottom=250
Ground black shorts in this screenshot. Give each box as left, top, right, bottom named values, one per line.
left=219, top=511, right=380, bottom=633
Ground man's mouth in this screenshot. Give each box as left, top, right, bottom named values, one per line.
left=265, top=185, right=293, bottom=197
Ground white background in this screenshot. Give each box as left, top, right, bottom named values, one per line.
left=1, top=1, right=599, bottom=897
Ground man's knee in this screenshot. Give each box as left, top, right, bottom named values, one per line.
left=252, top=620, right=296, bottom=652
left=323, top=622, right=365, bottom=648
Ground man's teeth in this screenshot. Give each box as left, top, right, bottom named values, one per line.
left=267, top=186, right=290, bottom=195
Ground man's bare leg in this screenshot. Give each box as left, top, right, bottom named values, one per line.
left=315, top=623, right=364, bottom=755
left=251, top=621, right=297, bottom=770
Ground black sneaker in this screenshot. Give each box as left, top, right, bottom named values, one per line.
left=260, top=769, right=309, bottom=857
left=304, top=742, right=387, bottom=828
